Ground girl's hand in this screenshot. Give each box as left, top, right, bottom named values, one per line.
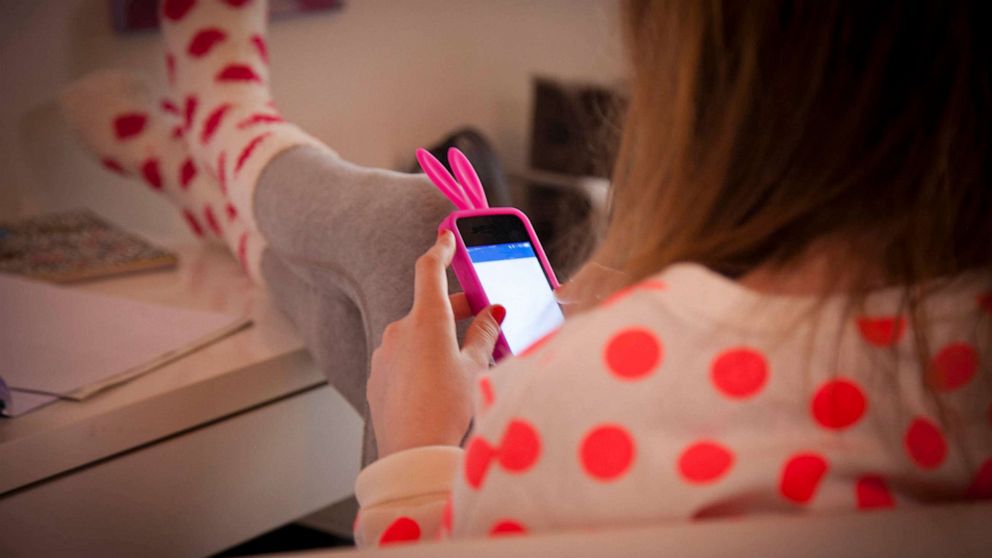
left=368, top=230, right=505, bottom=458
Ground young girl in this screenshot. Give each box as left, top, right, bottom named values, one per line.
left=359, top=0, right=991, bottom=546
left=59, top=0, right=989, bottom=547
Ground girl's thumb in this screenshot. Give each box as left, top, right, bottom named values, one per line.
left=462, top=305, right=505, bottom=365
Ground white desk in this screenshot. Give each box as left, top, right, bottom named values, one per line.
left=0, top=244, right=364, bottom=557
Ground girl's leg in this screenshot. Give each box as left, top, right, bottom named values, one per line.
left=59, top=69, right=267, bottom=279
left=159, top=0, right=331, bottom=236
left=61, top=0, right=454, bottom=463
left=256, top=146, right=451, bottom=463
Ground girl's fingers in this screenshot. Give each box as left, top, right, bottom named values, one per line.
left=461, top=305, right=505, bottom=366
left=449, top=292, right=472, bottom=320
left=412, top=230, right=456, bottom=317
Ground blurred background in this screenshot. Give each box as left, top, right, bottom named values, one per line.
left=0, top=0, right=625, bottom=275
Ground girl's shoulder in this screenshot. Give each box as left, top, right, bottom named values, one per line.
left=486, top=261, right=992, bottom=428
left=465, top=265, right=991, bottom=532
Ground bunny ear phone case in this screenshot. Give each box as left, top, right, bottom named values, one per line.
left=416, top=147, right=564, bottom=361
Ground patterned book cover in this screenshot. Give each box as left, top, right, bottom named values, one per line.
left=0, top=210, right=177, bottom=283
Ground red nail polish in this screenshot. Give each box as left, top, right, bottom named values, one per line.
left=492, top=305, right=506, bottom=324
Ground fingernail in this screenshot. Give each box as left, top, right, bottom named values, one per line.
left=492, top=304, right=506, bottom=324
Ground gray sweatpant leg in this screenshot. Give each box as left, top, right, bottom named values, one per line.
left=254, top=145, right=453, bottom=465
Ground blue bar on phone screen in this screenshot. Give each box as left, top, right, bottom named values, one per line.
left=465, top=242, right=536, bottom=263
left=466, top=242, right=564, bottom=354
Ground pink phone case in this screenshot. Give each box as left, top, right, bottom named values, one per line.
left=440, top=208, right=560, bottom=360
left=417, top=148, right=560, bottom=360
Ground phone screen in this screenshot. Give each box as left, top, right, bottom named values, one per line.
left=458, top=215, right=565, bottom=354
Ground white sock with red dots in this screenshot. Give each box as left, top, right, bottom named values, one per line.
left=160, top=0, right=333, bottom=234
left=59, top=69, right=267, bottom=281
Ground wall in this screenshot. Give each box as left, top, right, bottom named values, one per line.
left=0, top=0, right=624, bottom=242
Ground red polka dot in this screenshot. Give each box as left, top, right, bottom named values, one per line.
left=187, top=27, right=227, bottom=57
left=678, top=441, right=734, bottom=484
left=217, top=151, right=228, bottom=195
left=101, top=158, right=126, bottom=174
left=235, top=132, right=272, bottom=174
left=497, top=420, right=541, bottom=472
left=183, top=95, right=198, bottom=130
left=378, top=517, right=420, bottom=546
left=478, top=375, right=494, bottom=408
left=162, top=0, right=196, bottom=21
left=966, top=459, right=992, bottom=500
left=251, top=34, right=268, bottom=63
left=179, top=158, right=196, bottom=190
left=165, top=53, right=176, bottom=85
left=856, top=475, right=895, bottom=510
left=140, top=158, right=162, bottom=190
left=201, top=103, right=232, bottom=144
left=464, top=436, right=495, bottom=489
left=160, top=98, right=179, bottom=114
left=225, top=203, right=238, bottom=221
left=603, top=328, right=662, bottom=380
left=520, top=328, right=558, bottom=357
left=811, top=379, right=867, bottom=430
left=183, top=209, right=204, bottom=237
left=113, top=113, right=147, bottom=140
left=639, top=279, right=667, bottom=290
left=856, top=316, right=907, bottom=347
left=216, top=63, right=262, bottom=83
left=237, top=232, right=250, bottom=274
left=237, top=112, right=283, bottom=129
left=489, top=520, right=527, bottom=536
left=711, top=348, right=768, bottom=399
left=580, top=424, right=635, bottom=481
left=904, top=417, right=947, bottom=470
left=441, top=495, right=453, bottom=534
left=929, top=343, right=978, bottom=391
left=171, top=125, right=184, bottom=139
left=780, top=453, right=829, bottom=504
left=204, top=205, right=222, bottom=236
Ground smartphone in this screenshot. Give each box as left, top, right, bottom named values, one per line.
left=443, top=208, right=565, bottom=360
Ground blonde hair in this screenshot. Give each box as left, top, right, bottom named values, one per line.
left=596, top=0, right=991, bottom=289
left=591, top=0, right=992, bottom=465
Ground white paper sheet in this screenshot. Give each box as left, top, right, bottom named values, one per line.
left=0, top=273, right=250, bottom=401
left=2, top=389, right=60, bottom=417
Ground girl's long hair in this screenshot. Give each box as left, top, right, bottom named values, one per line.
left=597, top=0, right=991, bottom=289
left=594, top=0, right=992, bottom=463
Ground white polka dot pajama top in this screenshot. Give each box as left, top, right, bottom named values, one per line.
left=354, top=264, right=992, bottom=547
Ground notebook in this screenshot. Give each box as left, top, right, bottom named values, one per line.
left=0, top=210, right=177, bottom=283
